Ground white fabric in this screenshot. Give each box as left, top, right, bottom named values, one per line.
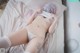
left=19, top=0, right=66, bottom=18
left=0, top=0, right=33, bottom=53
left=0, top=36, right=11, bottom=48
left=16, top=0, right=66, bottom=18
left=40, top=11, right=54, bottom=19
left=0, top=0, right=65, bottom=53
left=3, top=36, right=12, bottom=47
left=24, top=51, right=31, bottom=53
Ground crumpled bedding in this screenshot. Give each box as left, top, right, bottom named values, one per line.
left=0, top=0, right=33, bottom=53
left=0, top=0, right=64, bottom=53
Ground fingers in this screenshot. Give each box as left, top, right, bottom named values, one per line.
left=35, top=7, right=42, bottom=14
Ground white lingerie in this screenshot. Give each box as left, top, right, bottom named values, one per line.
left=25, top=11, right=55, bottom=41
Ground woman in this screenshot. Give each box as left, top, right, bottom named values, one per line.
left=0, top=3, right=58, bottom=53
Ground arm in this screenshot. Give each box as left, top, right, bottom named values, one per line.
left=27, top=8, right=42, bottom=25
left=27, top=11, right=37, bottom=25
left=48, top=16, right=58, bottom=33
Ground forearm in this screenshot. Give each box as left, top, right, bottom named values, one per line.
left=49, top=18, right=58, bottom=33
left=27, top=9, right=41, bottom=25
left=27, top=11, right=37, bottom=25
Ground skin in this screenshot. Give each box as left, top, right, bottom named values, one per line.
left=0, top=8, right=58, bottom=53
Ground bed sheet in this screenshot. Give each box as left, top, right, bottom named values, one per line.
left=0, top=0, right=64, bottom=53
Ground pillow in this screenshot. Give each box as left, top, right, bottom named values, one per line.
left=18, top=0, right=67, bottom=18
left=51, top=1, right=67, bottom=18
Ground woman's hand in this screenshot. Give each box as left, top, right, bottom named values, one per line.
left=35, top=7, right=42, bottom=14
left=27, top=7, right=42, bottom=25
